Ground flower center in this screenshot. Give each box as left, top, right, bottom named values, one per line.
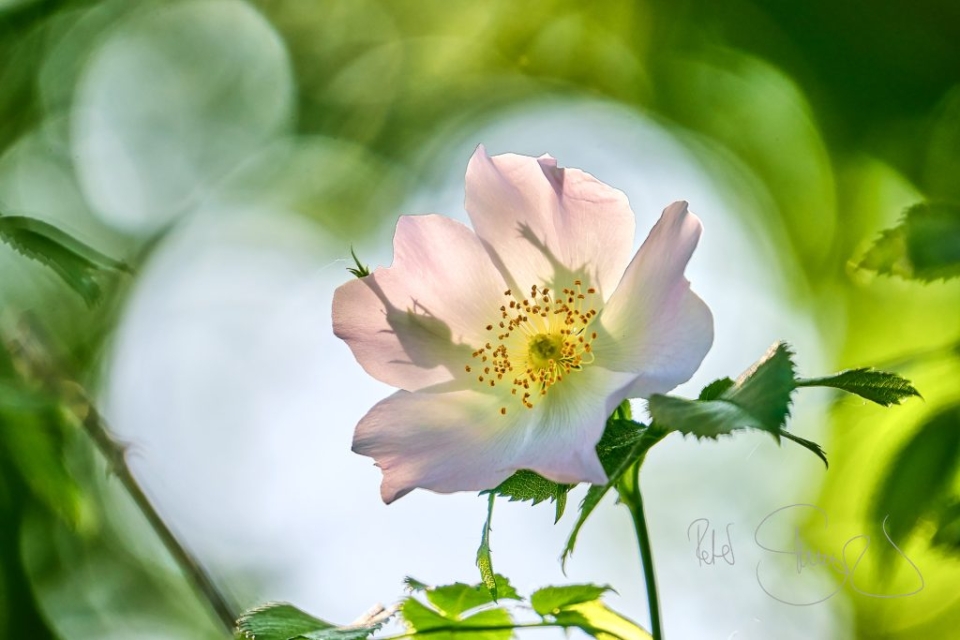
left=466, top=280, right=600, bottom=415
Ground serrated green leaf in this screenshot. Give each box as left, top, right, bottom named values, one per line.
left=856, top=201, right=960, bottom=281
left=0, top=214, right=131, bottom=306
left=484, top=470, right=572, bottom=522
left=401, top=594, right=513, bottom=640
left=698, top=378, right=735, bottom=400
left=648, top=342, right=797, bottom=441
left=530, top=585, right=611, bottom=616
left=476, top=494, right=497, bottom=599
left=562, top=423, right=667, bottom=567
left=425, top=583, right=499, bottom=619
left=872, top=404, right=960, bottom=563
left=796, top=368, right=921, bottom=406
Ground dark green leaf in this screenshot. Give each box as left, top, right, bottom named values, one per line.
left=856, top=201, right=960, bottom=281
left=871, top=405, right=960, bottom=561
left=236, top=603, right=381, bottom=640
left=475, top=494, right=497, bottom=599
left=562, top=423, right=667, bottom=567
left=648, top=342, right=797, bottom=442
left=0, top=214, right=131, bottom=306
left=484, top=470, right=572, bottom=522
left=530, top=585, right=611, bottom=616
left=931, top=501, right=960, bottom=552
left=796, top=368, right=921, bottom=406
left=698, top=378, right=735, bottom=400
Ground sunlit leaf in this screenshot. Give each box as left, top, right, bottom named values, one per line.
left=531, top=584, right=650, bottom=640
left=856, top=202, right=960, bottom=281
left=401, top=591, right=513, bottom=640
left=530, top=584, right=611, bottom=616
left=796, top=368, right=921, bottom=406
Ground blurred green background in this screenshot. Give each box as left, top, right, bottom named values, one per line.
left=0, top=0, right=958, bottom=638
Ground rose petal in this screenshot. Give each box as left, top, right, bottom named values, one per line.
left=464, top=146, right=635, bottom=298
left=333, top=214, right=507, bottom=391
left=352, top=366, right=636, bottom=502
left=352, top=388, right=529, bottom=503
left=594, top=201, right=714, bottom=396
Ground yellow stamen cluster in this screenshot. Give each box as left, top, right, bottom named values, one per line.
left=467, top=280, right=600, bottom=415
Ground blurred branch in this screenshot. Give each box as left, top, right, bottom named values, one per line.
left=1, top=313, right=237, bottom=635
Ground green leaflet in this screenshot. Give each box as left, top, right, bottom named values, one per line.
left=796, top=368, right=921, bottom=406
left=856, top=201, right=960, bottom=281
left=0, top=214, right=131, bottom=306
left=483, top=470, right=572, bottom=523
left=235, top=603, right=381, bottom=640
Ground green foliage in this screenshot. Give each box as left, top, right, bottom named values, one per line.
left=648, top=343, right=797, bottom=443
left=238, top=578, right=650, bottom=640
left=0, top=214, right=131, bottom=306
left=796, top=368, right=921, bottom=406
left=856, top=202, right=960, bottom=281
left=871, top=404, right=960, bottom=562
left=646, top=342, right=923, bottom=467
left=235, top=603, right=381, bottom=640
left=562, top=421, right=667, bottom=567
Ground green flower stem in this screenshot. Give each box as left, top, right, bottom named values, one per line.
left=4, top=316, right=237, bottom=634
left=617, top=460, right=662, bottom=640
left=73, top=391, right=238, bottom=634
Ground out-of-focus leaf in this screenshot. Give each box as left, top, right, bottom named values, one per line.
left=531, top=584, right=650, bottom=640
left=0, top=406, right=83, bottom=527
left=871, top=404, right=960, bottom=561
left=856, top=202, right=960, bottom=281
left=235, top=603, right=381, bottom=640
left=796, top=368, right=921, bottom=406
left=0, top=214, right=131, bottom=306
left=932, top=501, right=960, bottom=551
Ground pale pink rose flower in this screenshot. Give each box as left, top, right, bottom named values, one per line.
left=333, top=146, right=713, bottom=503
